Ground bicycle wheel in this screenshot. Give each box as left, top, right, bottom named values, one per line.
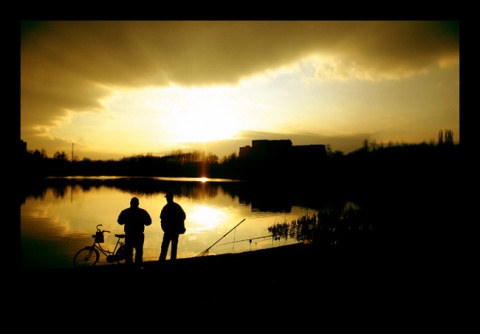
left=114, top=244, right=127, bottom=264
left=73, top=246, right=100, bottom=268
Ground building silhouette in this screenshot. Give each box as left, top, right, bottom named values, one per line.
left=239, top=139, right=327, bottom=178
left=240, top=139, right=326, bottom=161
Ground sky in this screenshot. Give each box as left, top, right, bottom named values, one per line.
left=20, top=20, right=459, bottom=161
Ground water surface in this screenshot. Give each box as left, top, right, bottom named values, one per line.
left=21, top=176, right=342, bottom=271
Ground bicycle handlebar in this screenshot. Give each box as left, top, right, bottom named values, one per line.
left=95, top=224, right=111, bottom=234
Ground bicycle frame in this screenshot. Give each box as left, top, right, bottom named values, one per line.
left=94, top=225, right=126, bottom=263
left=93, top=233, right=124, bottom=257
left=73, top=224, right=126, bottom=268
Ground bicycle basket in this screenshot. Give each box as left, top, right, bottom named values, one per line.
left=94, top=231, right=104, bottom=243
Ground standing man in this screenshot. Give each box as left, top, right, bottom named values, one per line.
left=117, top=197, right=152, bottom=268
left=159, top=192, right=186, bottom=261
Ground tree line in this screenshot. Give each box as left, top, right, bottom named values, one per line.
left=21, top=129, right=459, bottom=183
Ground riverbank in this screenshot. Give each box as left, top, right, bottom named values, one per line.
left=18, top=238, right=460, bottom=326
left=21, top=242, right=385, bottom=303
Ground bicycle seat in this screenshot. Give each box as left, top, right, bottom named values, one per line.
left=115, top=234, right=126, bottom=238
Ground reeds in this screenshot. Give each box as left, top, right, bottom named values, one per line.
left=267, top=202, right=372, bottom=247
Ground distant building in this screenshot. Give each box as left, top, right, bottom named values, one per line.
left=239, top=145, right=252, bottom=159
left=239, top=139, right=326, bottom=161
left=238, top=139, right=327, bottom=178
left=250, top=139, right=292, bottom=159
left=291, top=144, right=327, bottom=160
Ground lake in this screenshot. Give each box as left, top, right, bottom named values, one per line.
left=21, top=176, right=355, bottom=271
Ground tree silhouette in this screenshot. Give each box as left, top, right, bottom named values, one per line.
left=53, top=151, right=69, bottom=161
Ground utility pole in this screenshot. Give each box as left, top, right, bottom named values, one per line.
left=71, top=143, right=74, bottom=162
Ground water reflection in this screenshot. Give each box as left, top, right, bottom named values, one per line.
left=21, top=176, right=360, bottom=271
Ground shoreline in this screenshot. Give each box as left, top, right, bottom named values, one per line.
left=17, top=239, right=443, bottom=316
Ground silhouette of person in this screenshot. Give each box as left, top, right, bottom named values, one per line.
left=159, top=192, right=186, bottom=261
left=117, top=197, right=152, bottom=268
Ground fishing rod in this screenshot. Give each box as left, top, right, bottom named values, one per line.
left=216, top=234, right=274, bottom=247
left=196, top=218, right=246, bottom=257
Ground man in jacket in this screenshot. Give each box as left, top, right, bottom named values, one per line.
left=117, top=197, right=152, bottom=268
left=159, top=192, right=186, bottom=261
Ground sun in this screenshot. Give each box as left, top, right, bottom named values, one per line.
left=103, top=84, right=249, bottom=155
left=163, top=86, right=245, bottom=143
left=170, top=108, right=238, bottom=143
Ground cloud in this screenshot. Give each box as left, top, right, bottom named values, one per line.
left=21, top=20, right=459, bottom=157
left=21, top=20, right=459, bottom=86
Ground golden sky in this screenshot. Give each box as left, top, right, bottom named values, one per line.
left=20, top=20, right=459, bottom=160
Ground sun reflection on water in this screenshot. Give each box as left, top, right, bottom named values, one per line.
left=188, top=204, right=226, bottom=232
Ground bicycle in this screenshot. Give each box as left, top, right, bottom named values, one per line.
left=73, top=224, right=127, bottom=268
